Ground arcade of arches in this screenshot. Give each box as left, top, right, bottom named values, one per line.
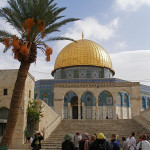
left=63, top=90, right=131, bottom=120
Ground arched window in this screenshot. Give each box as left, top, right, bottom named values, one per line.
left=99, top=91, right=113, bottom=106
left=117, top=93, right=122, bottom=106
left=43, top=93, right=49, bottom=105
left=0, top=107, right=9, bottom=119
left=81, top=91, right=96, bottom=106
left=124, top=93, right=129, bottom=107
left=64, top=91, right=78, bottom=106
left=147, top=98, right=150, bottom=108
left=142, top=97, right=146, bottom=109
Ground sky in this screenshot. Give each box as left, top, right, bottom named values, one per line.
left=0, top=0, right=150, bottom=85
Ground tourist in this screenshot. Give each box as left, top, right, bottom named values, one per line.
left=122, top=137, right=128, bottom=150
left=111, top=134, right=120, bottom=150
left=38, top=132, right=44, bottom=149
left=128, top=132, right=136, bottom=150
left=73, top=132, right=82, bottom=150
left=136, top=134, right=150, bottom=150
left=89, top=135, right=96, bottom=144
left=89, top=133, right=112, bottom=150
left=79, top=133, right=89, bottom=150
left=62, top=133, right=75, bottom=150
left=137, top=135, right=142, bottom=144
left=31, top=134, right=40, bottom=150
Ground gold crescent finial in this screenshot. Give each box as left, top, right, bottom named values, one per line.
left=82, top=31, right=84, bottom=39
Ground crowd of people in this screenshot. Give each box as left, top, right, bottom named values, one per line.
left=62, top=132, right=150, bottom=150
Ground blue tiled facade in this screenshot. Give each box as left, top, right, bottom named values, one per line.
left=140, top=85, right=150, bottom=110
left=35, top=78, right=128, bottom=107
left=35, top=78, right=150, bottom=110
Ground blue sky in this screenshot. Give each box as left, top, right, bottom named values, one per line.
left=1, top=0, right=150, bottom=85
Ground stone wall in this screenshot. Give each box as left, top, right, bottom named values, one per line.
left=36, top=100, right=61, bottom=140
left=140, top=107, right=150, bottom=121
left=133, top=108, right=150, bottom=131
left=0, top=69, right=35, bottom=149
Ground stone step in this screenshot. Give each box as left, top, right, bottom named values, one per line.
left=41, top=119, right=150, bottom=150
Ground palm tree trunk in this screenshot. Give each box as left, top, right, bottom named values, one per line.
left=0, top=61, right=30, bottom=147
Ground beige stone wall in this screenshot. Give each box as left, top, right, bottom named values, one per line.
left=133, top=108, right=150, bottom=131
left=0, top=69, right=35, bottom=149
left=140, top=107, right=150, bottom=121
left=54, top=82, right=141, bottom=119
left=36, top=100, right=61, bottom=140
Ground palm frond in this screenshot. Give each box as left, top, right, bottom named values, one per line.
left=44, top=36, right=76, bottom=42
left=0, top=30, right=14, bottom=42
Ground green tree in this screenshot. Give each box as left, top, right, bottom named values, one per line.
left=25, top=100, right=43, bottom=140
left=0, top=0, right=79, bottom=146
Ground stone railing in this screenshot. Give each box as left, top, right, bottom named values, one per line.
left=133, top=108, right=150, bottom=131
left=36, top=100, right=62, bottom=140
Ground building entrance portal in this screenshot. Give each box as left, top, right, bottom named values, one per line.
left=71, top=96, right=78, bottom=119
left=72, top=106, right=78, bottom=119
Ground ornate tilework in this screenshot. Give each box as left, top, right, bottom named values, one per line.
left=98, top=91, right=113, bottom=106
left=79, top=70, right=87, bottom=78
left=91, top=70, right=99, bottom=79
left=81, top=91, right=96, bottom=106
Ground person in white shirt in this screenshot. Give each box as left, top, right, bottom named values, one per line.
left=128, top=132, right=136, bottom=150
left=73, top=131, right=82, bottom=150
left=137, top=134, right=150, bottom=150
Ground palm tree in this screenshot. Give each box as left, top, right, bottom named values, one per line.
left=0, top=0, right=79, bottom=147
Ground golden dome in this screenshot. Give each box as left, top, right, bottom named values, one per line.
left=52, top=39, right=115, bottom=75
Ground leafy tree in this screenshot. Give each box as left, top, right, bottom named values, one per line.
left=25, top=100, right=43, bottom=140
left=0, top=0, right=79, bottom=146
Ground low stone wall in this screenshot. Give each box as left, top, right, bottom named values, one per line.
left=36, top=100, right=62, bottom=140
left=140, top=108, right=150, bottom=121
left=133, top=108, right=150, bottom=131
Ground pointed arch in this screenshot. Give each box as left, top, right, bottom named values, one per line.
left=124, top=93, right=129, bottom=107
left=98, top=91, right=113, bottom=106
left=117, top=92, right=122, bottom=106
left=42, top=92, right=49, bottom=105
left=117, top=91, right=130, bottom=107
left=81, top=91, right=96, bottom=106
left=64, top=91, right=78, bottom=106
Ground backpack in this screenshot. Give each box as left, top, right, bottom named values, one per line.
left=95, top=141, right=107, bottom=150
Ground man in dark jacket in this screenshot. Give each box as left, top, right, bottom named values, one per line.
left=89, top=133, right=112, bottom=150
left=111, top=134, right=120, bottom=150
left=62, top=133, right=75, bottom=150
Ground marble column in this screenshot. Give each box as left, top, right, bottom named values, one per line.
left=68, top=103, right=72, bottom=119
left=82, top=103, right=85, bottom=119
left=96, top=97, right=99, bottom=119
left=78, top=99, right=81, bottom=119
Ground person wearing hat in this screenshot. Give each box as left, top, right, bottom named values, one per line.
left=62, top=133, right=75, bottom=150
left=89, top=133, right=112, bottom=150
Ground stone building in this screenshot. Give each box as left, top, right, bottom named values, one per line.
left=0, top=69, right=34, bottom=147
left=35, top=38, right=150, bottom=120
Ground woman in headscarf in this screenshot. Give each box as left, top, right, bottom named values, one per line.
left=62, top=133, right=75, bottom=150
left=79, top=133, right=89, bottom=150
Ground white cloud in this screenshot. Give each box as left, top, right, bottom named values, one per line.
left=54, top=17, right=119, bottom=53
left=110, top=50, right=150, bottom=85
left=0, top=0, right=8, bottom=8
left=113, top=41, right=127, bottom=51
left=115, top=0, right=150, bottom=11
